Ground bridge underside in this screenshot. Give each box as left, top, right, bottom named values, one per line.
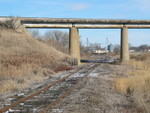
left=24, top=24, right=150, bottom=29
left=1, top=17, right=150, bottom=64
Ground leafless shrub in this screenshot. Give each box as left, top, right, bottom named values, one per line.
left=113, top=44, right=120, bottom=54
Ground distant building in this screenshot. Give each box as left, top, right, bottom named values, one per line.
left=93, top=49, right=108, bottom=54
left=129, top=50, right=135, bottom=53
left=107, top=44, right=114, bottom=52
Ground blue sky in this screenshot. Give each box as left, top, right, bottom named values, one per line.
left=0, top=0, right=150, bottom=47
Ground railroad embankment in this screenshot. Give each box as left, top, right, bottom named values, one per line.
left=0, top=27, right=70, bottom=94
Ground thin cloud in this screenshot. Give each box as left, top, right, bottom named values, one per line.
left=69, top=3, right=90, bottom=11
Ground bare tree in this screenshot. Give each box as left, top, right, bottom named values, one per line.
left=138, top=44, right=149, bottom=51
left=42, top=30, right=69, bottom=53
left=130, top=44, right=150, bottom=52
left=113, top=44, right=120, bottom=54
left=89, top=43, right=102, bottom=51
left=44, top=30, right=69, bottom=48
left=28, top=29, right=41, bottom=38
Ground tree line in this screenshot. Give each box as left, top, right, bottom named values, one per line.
left=29, top=29, right=150, bottom=56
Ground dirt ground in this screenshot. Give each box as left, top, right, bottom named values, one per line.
left=48, top=63, right=145, bottom=113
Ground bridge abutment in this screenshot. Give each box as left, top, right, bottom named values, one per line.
left=120, top=26, right=129, bottom=62
left=69, top=26, right=80, bottom=65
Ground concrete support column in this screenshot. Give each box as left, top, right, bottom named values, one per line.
left=69, top=26, right=80, bottom=65
left=120, top=26, right=129, bottom=62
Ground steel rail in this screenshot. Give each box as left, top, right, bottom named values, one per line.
left=0, top=67, right=84, bottom=113
left=39, top=64, right=99, bottom=113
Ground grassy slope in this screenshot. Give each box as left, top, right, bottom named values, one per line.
left=0, top=28, right=68, bottom=93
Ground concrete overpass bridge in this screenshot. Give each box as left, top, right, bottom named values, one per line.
left=1, top=17, right=150, bottom=64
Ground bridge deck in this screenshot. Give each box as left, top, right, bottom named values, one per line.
left=1, top=17, right=150, bottom=24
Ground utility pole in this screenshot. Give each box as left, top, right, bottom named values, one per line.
left=86, top=37, right=89, bottom=47
left=106, top=37, right=109, bottom=51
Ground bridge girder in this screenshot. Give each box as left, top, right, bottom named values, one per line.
left=1, top=17, right=150, bottom=25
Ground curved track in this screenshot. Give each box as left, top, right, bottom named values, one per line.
left=0, top=64, right=99, bottom=113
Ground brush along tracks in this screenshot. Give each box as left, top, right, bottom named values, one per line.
left=0, top=64, right=99, bottom=113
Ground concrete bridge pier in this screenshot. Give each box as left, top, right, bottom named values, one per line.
left=120, top=25, right=129, bottom=62
left=69, top=26, right=80, bottom=65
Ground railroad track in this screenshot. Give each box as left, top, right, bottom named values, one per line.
left=0, top=64, right=99, bottom=113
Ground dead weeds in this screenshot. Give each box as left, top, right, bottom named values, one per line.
left=114, top=53, right=150, bottom=113
left=0, top=28, right=69, bottom=94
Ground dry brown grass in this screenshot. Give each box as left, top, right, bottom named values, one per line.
left=114, top=58, right=150, bottom=94
left=114, top=53, right=150, bottom=112
left=0, top=28, right=69, bottom=94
